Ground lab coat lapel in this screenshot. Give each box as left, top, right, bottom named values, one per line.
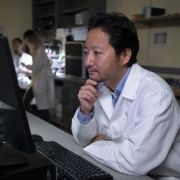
left=113, top=64, right=142, bottom=115
left=98, top=86, right=114, bottom=119
left=98, top=64, right=142, bottom=119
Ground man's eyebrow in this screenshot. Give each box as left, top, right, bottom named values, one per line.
left=84, top=45, right=103, bottom=49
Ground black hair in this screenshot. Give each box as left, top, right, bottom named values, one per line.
left=88, top=12, right=139, bottom=66
left=12, top=37, right=23, bottom=44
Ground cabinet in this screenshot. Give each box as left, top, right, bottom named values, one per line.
left=53, top=76, right=86, bottom=133
left=32, top=0, right=55, bottom=31
left=62, top=81, right=82, bottom=131
left=32, top=0, right=106, bottom=31
left=56, top=0, right=106, bottom=28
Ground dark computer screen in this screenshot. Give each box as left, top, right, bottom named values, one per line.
left=0, top=36, right=36, bottom=154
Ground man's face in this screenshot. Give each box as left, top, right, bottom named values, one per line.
left=12, top=41, right=23, bottom=54
left=84, top=28, right=126, bottom=85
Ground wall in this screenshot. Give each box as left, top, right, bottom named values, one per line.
left=106, top=0, right=180, bottom=79
left=0, top=0, right=32, bottom=50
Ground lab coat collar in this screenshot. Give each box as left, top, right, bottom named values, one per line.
left=121, top=63, right=142, bottom=100
left=98, top=63, right=142, bottom=100
left=98, top=64, right=142, bottom=119
left=112, top=64, right=142, bottom=116
left=98, top=84, right=114, bottom=119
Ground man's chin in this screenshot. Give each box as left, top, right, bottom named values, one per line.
left=89, top=76, right=103, bottom=82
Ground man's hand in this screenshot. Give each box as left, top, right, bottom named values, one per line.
left=78, top=79, right=98, bottom=115
left=90, top=134, right=105, bottom=144
left=22, top=68, right=32, bottom=77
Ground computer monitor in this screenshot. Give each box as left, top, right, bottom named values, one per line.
left=0, top=36, right=36, bottom=154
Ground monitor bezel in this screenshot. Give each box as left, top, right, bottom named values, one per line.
left=0, top=36, right=36, bottom=154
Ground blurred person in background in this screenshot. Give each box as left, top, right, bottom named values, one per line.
left=11, top=38, right=32, bottom=96
left=22, top=30, right=55, bottom=123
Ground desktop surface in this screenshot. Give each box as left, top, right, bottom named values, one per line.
left=27, top=112, right=153, bottom=180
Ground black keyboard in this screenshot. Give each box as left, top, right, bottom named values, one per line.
left=35, top=141, right=113, bottom=180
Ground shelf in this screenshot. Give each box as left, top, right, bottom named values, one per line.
left=132, top=14, right=180, bottom=25
left=33, top=0, right=106, bottom=30
left=37, top=0, right=54, bottom=5
left=37, top=13, right=55, bottom=19
left=35, top=29, right=54, bottom=34
left=61, top=6, right=89, bottom=15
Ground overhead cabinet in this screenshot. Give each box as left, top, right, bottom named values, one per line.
left=32, top=0, right=55, bottom=31
left=32, top=0, right=106, bottom=31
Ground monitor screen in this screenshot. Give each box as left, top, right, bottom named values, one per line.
left=0, top=36, right=36, bottom=154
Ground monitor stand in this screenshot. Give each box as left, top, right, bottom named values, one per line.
left=0, top=142, right=29, bottom=168
left=0, top=143, right=56, bottom=180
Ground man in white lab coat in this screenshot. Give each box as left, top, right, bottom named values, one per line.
left=71, top=12, right=180, bottom=179
left=11, top=38, right=32, bottom=91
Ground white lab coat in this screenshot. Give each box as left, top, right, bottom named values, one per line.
left=17, top=73, right=31, bottom=90
left=71, top=63, right=180, bottom=177
left=12, top=52, right=32, bottom=74
left=12, top=52, right=32, bottom=89
left=26, top=46, right=55, bottom=110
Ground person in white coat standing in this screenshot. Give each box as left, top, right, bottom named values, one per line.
left=71, top=12, right=180, bottom=179
left=11, top=38, right=32, bottom=94
left=22, top=30, right=55, bottom=122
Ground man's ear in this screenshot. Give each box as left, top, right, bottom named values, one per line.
left=121, top=48, right=132, bottom=66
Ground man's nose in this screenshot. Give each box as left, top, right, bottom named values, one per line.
left=85, top=52, right=94, bottom=66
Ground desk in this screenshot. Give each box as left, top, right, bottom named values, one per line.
left=27, top=112, right=153, bottom=180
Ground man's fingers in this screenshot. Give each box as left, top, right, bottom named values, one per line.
left=77, top=79, right=99, bottom=114
left=78, top=89, right=97, bottom=102
left=85, top=79, right=97, bottom=86
left=80, top=84, right=98, bottom=96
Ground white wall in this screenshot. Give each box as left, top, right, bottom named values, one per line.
left=0, top=0, right=32, bottom=50
left=106, top=0, right=180, bottom=78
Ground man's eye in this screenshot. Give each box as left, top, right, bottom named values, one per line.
left=84, top=51, right=88, bottom=55
left=94, top=51, right=101, bottom=55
